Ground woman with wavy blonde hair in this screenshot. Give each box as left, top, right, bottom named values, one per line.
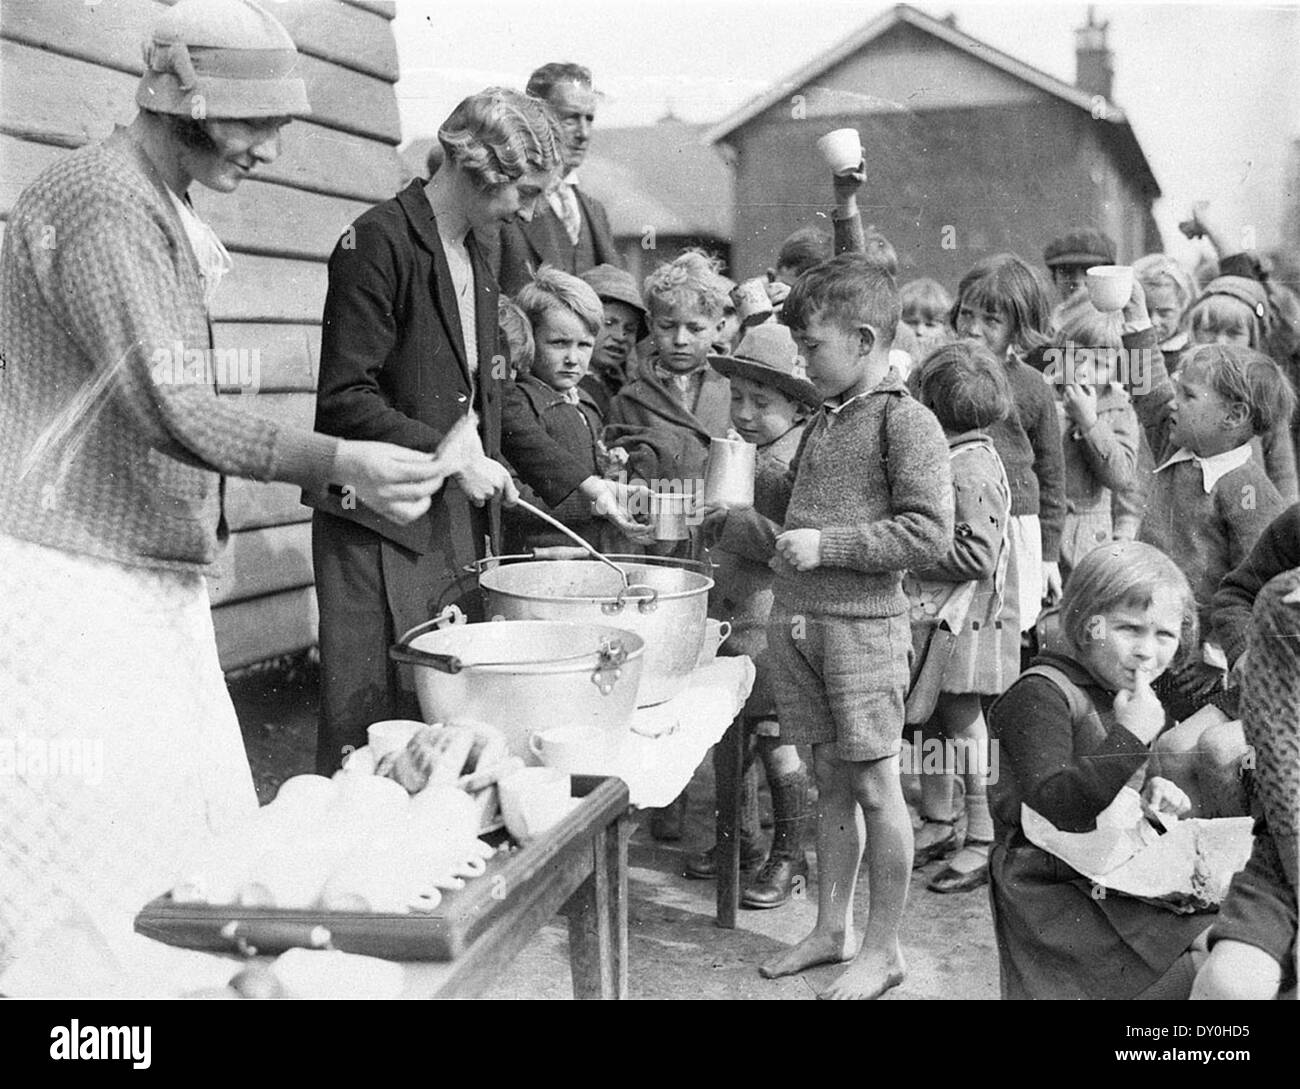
left=309, top=87, right=648, bottom=777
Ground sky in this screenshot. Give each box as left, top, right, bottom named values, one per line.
left=391, top=0, right=1300, bottom=258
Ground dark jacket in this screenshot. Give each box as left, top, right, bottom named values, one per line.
left=488, top=187, right=622, bottom=296
left=303, top=180, right=592, bottom=555
left=502, top=375, right=605, bottom=552
left=604, top=358, right=733, bottom=490
left=1212, top=502, right=1300, bottom=666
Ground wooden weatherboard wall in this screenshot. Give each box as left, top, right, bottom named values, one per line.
left=0, top=0, right=403, bottom=670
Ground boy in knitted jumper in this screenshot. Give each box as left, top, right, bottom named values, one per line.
left=757, top=256, right=954, bottom=998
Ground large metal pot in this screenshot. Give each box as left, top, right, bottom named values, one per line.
left=389, top=612, right=645, bottom=763
left=476, top=555, right=712, bottom=706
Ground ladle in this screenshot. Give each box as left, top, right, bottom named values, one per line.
left=514, top=497, right=632, bottom=589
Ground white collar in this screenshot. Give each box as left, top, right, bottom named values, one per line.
left=825, top=389, right=871, bottom=416
left=1154, top=442, right=1253, bottom=494
left=823, top=366, right=897, bottom=416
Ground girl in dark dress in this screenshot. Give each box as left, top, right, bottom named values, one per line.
left=987, top=541, right=1215, bottom=999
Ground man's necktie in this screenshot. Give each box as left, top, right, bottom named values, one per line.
left=556, top=183, right=582, bottom=246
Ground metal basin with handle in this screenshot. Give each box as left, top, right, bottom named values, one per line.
left=389, top=609, right=646, bottom=763
left=475, top=554, right=712, bottom=707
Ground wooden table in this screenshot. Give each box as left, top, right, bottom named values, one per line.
left=135, top=776, right=631, bottom=1000
left=401, top=774, right=630, bottom=999
left=713, top=714, right=747, bottom=929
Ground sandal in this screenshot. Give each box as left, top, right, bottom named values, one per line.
left=928, top=840, right=991, bottom=893
left=912, top=816, right=960, bottom=869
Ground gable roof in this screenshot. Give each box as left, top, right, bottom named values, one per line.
left=704, top=2, right=1158, bottom=196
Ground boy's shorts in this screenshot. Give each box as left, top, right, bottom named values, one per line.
left=1208, top=820, right=1298, bottom=985
left=767, top=610, right=910, bottom=762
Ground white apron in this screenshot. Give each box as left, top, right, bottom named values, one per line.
left=0, top=534, right=257, bottom=978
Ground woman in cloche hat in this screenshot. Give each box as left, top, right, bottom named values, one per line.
left=0, top=0, right=461, bottom=989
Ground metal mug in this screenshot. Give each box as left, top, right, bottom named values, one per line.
left=650, top=492, right=691, bottom=541
left=704, top=437, right=756, bottom=508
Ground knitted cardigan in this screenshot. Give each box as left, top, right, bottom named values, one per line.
left=760, top=369, right=953, bottom=618
left=0, top=129, right=337, bottom=570
left=986, top=354, right=1067, bottom=561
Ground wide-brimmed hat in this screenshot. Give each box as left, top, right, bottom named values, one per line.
left=1043, top=228, right=1116, bottom=269
left=580, top=264, right=648, bottom=338
left=708, top=324, right=820, bottom=407
left=136, top=0, right=311, bottom=120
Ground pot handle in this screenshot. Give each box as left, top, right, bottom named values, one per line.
left=389, top=644, right=465, bottom=674
left=390, top=606, right=467, bottom=674
left=530, top=545, right=592, bottom=561
left=395, top=605, right=465, bottom=647
left=602, top=583, right=660, bottom=616
left=591, top=638, right=630, bottom=696
left=717, top=620, right=732, bottom=645
left=463, top=552, right=552, bottom=575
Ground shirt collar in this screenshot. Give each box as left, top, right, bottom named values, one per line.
left=1154, top=442, right=1253, bottom=494
left=822, top=365, right=906, bottom=416
left=654, top=361, right=706, bottom=384
left=523, top=374, right=584, bottom=406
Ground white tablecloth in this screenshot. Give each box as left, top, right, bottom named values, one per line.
left=593, top=656, right=754, bottom=809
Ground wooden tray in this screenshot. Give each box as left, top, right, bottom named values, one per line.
left=134, top=776, right=628, bottom=962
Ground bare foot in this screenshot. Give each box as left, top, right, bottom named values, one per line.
left=759, top=928, right=857, bottom=980
left=818, top=946, right=906, bottom=1000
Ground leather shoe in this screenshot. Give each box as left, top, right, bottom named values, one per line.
left=742, top=854, right=809, bottom=909
left=685, top=841, right=766, bottom=880
left=927, top=845, right=991, bottom=894
left=912, top=818, right=960, bottom=868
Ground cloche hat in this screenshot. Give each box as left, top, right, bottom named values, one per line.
left=136, top=0, right=311, bottom=120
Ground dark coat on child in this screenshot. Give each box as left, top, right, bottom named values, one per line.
left=1211, top=502, right=1300, bottom=666
left=501, top=374, right=605, bottom=552
left=604, top=357, right=732, bottom=489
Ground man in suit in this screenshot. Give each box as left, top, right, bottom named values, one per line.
left=491, top=62, right=623, bottom=294
left=307, top=89, right=646, bottom=772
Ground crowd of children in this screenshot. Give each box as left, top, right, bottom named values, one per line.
left=487, top=160, right=1298, bottom=1000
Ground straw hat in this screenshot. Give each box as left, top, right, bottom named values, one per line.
left=136, top=0, right=311, bottom=120
left=708, top=324, right=820, bottom=407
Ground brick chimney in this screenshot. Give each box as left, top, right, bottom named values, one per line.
left=1075, top=5, right=1113, bottom=101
